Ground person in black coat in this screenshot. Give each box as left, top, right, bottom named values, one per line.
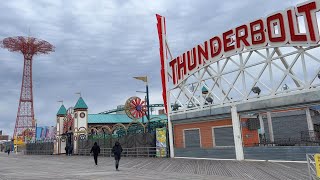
left=65, top=146, right=69, bottom=156
left=112, top=141, right=123, bottom=170
left=90, top=142, right=100, bottom=165
left=68, top=145, right=73, bottom=156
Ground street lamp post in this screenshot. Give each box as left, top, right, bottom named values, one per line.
left=146, top=81, right=151, bottom=121
left=133, top=76, right=150, bottom=123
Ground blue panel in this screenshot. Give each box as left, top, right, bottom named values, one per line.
left=36, top=127, right=42, bottom=140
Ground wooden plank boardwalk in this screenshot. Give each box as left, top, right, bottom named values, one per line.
left=0, top=153, right=309, bottom=180
left=120, top=158, right=309, bottom=180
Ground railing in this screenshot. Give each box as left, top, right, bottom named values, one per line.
left=301, top=131, right=320, bottom=143
left=257, top=131, right=320, bottom=147
left=307, top=154, right=319, bottom=180
left=23, top=150, right=54, bottom=155
left=78, top=147, right=168, bottom=158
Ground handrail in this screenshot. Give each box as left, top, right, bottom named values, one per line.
left=306, top=154, right=318, bottom=180
left=78, top=147, right=168, bottom=158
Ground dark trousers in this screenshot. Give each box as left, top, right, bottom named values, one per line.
left=115, top=159, right=119, bottom=169
left=94, top=154, right=98, bottom=165
left=115, top=154, right=120, bottom=169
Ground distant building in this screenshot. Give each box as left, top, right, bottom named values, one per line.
left=0, top=130, right=9, bottom=141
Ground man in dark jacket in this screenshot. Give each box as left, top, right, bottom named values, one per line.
left=112, top=141, right=123, bottom=170
left=65, top=145, right=69, bottom=156
left=90, top=142, right=100, bottom=165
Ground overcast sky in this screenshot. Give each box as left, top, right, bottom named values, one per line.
left=0, top=0, right=305, bottom=136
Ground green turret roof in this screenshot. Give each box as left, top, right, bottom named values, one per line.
left=202, top=86, right=208, bottom=92
left=57, top=105, right=67, bottom=116
left=74, top=97, right=88, bottom=109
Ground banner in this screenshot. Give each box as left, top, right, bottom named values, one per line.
left=14, top=136, right=24, bottom=145
left=315, top=154, right=320, bottom=177
left=156, top=128, right=167, bottom=157
left=156, top=14, right=168, bottom=114
left=36, top=126, right=56, bottom=140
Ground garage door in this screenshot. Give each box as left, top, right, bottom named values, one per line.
left=184, top=129, right=201, bottom=148
left=213, top=127, right=234, bottom=146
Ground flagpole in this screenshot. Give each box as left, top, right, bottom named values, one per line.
left=158, top=15, right=174, bottom=158
left=146, top=77, right=151, bottom=123
left=133, top=76, right=150, bottom=124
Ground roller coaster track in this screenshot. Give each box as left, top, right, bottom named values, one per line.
left=99, top=104, right=165, bottom=114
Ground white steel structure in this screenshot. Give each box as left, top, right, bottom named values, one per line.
left=157, top=0, right=320, bottom=160
left=168, top=45, right=320, bottom=114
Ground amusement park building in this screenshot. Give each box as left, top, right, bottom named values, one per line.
left=172, top=107, right=320, bottom=160
left=54, top=96, right=167, bottom=154
left=54, top=96, right=320, bottom=159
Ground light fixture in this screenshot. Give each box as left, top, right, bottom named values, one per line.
left=206, top=97, right=213, bottom=104
left=282, top=84, right=289, bottom=91
left=202, top=86, right=208, bottom=95
left=252, top=86, right=261, bottom=95
left=172, top=103, right=179, bottom=111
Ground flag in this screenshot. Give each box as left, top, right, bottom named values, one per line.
left=133, top=76, right=148, bottom=83
left=156, top=14, right=168, bottom=114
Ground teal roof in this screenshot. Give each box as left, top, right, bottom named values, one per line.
left=88, top=114, right=167, bottom=124
left=74, top=97, right=88, bottom=109
left=57, top=105, right=67, bottom=116
left=202, top=86, right=208, bottom=92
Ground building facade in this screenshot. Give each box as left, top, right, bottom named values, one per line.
left=54, top=97, right=167, bottom=155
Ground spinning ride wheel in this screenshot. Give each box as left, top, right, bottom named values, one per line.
left=125, top=96, right=147, bottom=121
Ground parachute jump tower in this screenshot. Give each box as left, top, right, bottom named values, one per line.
left=1, top=36, right=54, bottom=141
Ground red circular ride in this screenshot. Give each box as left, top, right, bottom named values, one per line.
left=125, top=96, right=147, bottom=120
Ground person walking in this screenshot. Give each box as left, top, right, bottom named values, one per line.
left=90, top=142, right=100, bottom=166
left=7, top=147, right=10, bottom=156
left=65, top=145, right=69, bottom=156
left=68, top=145, right=73, bottom=156
left=112, top=141, right=123, bottom=171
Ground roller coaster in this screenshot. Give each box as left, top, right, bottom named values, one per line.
left=98, top=104, right=165, bottom=114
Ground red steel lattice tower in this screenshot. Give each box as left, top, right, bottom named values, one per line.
left=1, top=36, right=54, bottom=141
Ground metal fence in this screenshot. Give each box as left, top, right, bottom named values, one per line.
left=25, top=142, right=54, bottom=155
left=78, top=132, right=156, bottom=150
left=78, top=147, right=168, bottom=158
left=257, top=130, right=320, bottom=147
left=307, top=154, right=318, bottom=180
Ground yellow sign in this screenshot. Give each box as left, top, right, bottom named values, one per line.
left=315, top=154, right=320, bottom=178
left=14, top=136, right=24, bottom=145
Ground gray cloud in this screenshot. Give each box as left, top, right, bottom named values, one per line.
left=0, top=0, right=304, bottom=136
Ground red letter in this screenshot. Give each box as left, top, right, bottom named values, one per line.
left=223, top=29, right=235, bottom=52
left=169, top=59, right=177, bottom=85
left=267, top=13, right=286, bottom=43
left=297, top=1, right=318, bottom=41
left=210, top=36, right=222, bottom=58
left=236, top=25, right=250, bottom=49
left=177, top=56, right=187, bottom=80
left=187, top=50, right=197, bottom=72
left=287, top=9, right=307, bottom=42
left=197, top=41, right=209, bottom=65
left=250, top=20, right=266, bottom=45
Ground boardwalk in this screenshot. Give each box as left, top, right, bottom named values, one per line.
left=0, top=153, right=309, bottom=180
